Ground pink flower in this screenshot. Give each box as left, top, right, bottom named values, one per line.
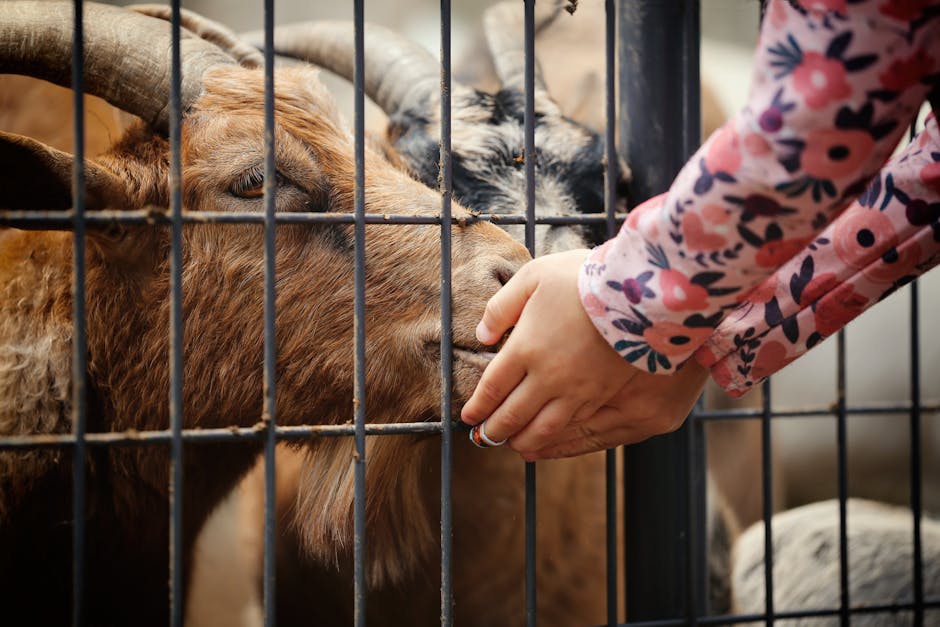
left=832, top=208, right=897, bottom=270
left=659, top=269, right=709, bottom=311
left=582, top=292, right=608, bottom=318
left=755, top=238, right=807, bottom=268
left=704, top=125, right=742, bottom=175
left=880, top=0, right=933, bottom=22
left=880, top=49, right=935, bottom=92
left=814, top=283, right=867, bottom=336
left=752, top=341, right=798, bottom=380
left=681, top=212, right=727, bottom=251
left=801, top=128, right=874, bottom=180
left=792, top=52, right=852, bottom=110
left=920, top=161, right=940, bottom=194
left=805, top=0, right=847, bottom=13
left=642, top=321, right=712, bottom=358
left=799, top=272, right=839, bottom=307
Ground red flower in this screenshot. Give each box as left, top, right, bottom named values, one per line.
left=801, top=128, right=874, bottom=180
left=920, top=161, right=940, bottom=193
left=741, top=273, right=779, bottom=304
left=704, top=125, right=742, bottom=175
left=864, top=240, right=923, bottom=283
left=755, top=238, right=807, bottom=268
left=833, top=208, right=897, bottom=270
left=659, top=269, right=709, bottom=311
left=681, top=211, right=728, bottom=251
left=799, top=272, right=839, bottom=307
left=880, top=0, right=933, bottom=22
left=880, top=49, right=935, bottom=92
left=793, top=52, right=852, bottom=110
left=805, top=0, right=847, bottom=13
left=814, top=283, right=868, bottom=336
left=752, top=341, right=799, bottom=381
left=642, top=321, right=712, bottom=357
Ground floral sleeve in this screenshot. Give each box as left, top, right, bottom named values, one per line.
left=579, top=0, right=940, bottom=375
left=695, top=114, right=940, bottom=396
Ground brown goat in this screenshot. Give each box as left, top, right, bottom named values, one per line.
left=0, top=2, right=529, bottom=624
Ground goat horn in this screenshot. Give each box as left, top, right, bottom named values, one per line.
left=483, top=1, right=565, bottom=93
left=0, top=1, right=236, bottom=135
left=243, top=22, right=440, bottom=115
left=128, top=4, right=264, bottom=69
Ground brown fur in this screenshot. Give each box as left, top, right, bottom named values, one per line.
left=0, top=65, right=528, bottom=625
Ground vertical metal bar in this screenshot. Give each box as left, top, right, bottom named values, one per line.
left=761, top=379, right=774, bottom=627
left=70, top=2, right=88, bottom=625
left=439, top=0, right=454, bottom=624
left=168, top=3, right=185, bottom=626
left=352, top=0, right=368, bottom=624
left=523, top=1, right=537, bottom=625
left=619, top=0, right=700, bottom=620
left=836, top=331, right=849, bottom=627
left=262, top=0, right=278, bottom=624
left=603, top=3, right=619, bottom=621
left=909, top=280, right=924, bottom=626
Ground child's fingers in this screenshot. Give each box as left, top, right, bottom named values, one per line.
left=475, top=262, right=538, bottom=344
left=460, top=349, right=527, bottom=425
left=471, top=376, right=552, bottom=443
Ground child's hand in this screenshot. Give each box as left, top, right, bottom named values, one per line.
left=516, top=360, right=709, bottom=459
left=460, top=249, right=637, bottom=448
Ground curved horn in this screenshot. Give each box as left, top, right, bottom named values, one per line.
left=243, top=22, right=439, bottom=115
left=0, top=1, right=235, bottom=135
left=483, top=1, right=567, bottom=92
left=128, top=4, right=264, bottom=69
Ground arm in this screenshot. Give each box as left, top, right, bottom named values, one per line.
left=696, top=113, right=940, bottom=396
left=580, top=0, right=940, bottom=374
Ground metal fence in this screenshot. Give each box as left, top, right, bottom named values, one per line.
left=0, top=0, right=936, bottom=626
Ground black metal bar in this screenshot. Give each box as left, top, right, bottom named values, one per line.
left=523, top=1, right=537, bottom=625
left=70, top=2, right=88, bottom=625
left=760, top=380, right=774, bottom=627
left=695, top=402, right=940, bottom=420
left=910, top=280, right=924, bottom=626
left=262, top=0, right=277, bottom=624
left=168, top=3, right=184, bottom=626
left=439, top=0, right=454, bottom=624
left=0, top=422, right=448, bottom=450
left=604, top=0, right=619, bottom=624
left=619, top=0, right=700, bottom=620
left=836, top=332, right=849, bottom=627
left=352, top=0, right=368, bottom=623
left=0, top=210, right=631, bottom=228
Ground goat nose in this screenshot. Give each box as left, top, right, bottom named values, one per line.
left=493, top=263, right=516, bottom=287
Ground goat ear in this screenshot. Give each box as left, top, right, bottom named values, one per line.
left=0, top=132, right=127, bottom=217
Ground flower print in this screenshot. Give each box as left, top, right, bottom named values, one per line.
left=606, top=271, right=655, bottom=305
left=752, top=341, right=799, bottom=380
left=813, top=283, right=868, bottom=336
left=879, top=0, right=933, bottom=22
left=582, top=292, right=609, bottom=318
left=920, top=159, right=940, bottom=194
left=744, top=132, right=772, bottom=156
left=642, top=321, right=713, bottom=358
left=681, top=211, right=728, bottom=251
left=709, top=360, right=735, bottom=391
left=725, top=193, right=798, bottom=221
left=864, top=240, right=923, bottom=283
left=755, top=238, right=807, bottom=268
left=758, top=89, right=797, bottom=133
left=660, top=269, right=710, bottom=311
left=805, top=0, right=847, bottom=13
left=833, top=208, right=898, bottom=270
left=704, top=125, right=743, bottom=175
left=798, top=272, right=838, bottom=307
left=793, top=51, right=852, bottom=109
left=802, top=128, right=874, bottom=180
left=879, top=49, right=935, bottom=92
left=905, top=198, right=940, bottom=226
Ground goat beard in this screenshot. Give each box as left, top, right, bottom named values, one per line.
left=293, top=434, right=439, bottom=587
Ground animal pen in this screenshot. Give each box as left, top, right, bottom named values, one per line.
left=0, top=0, right=936, bottom=626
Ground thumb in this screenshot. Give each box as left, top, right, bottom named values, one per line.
left=476, top=262, right=538, bottom=345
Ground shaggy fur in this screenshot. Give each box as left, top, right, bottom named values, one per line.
left=0, top=62, right=528, bottom=625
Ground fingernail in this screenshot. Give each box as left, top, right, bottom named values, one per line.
left=476, top=320, right=498, bottom=344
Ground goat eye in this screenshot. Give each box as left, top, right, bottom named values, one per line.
left=230, top=169, right=283, bottom=199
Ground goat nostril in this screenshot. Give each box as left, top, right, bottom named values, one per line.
left=494, top=266, right=515, bottom=287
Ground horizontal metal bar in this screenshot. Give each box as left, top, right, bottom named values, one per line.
left=0, top=421, right=458, bottom=450
left=0, top=210, right=627, bottom=228
left=694, top=402, right=940, bottom=421
left=590, top=598, right=940, bottom=627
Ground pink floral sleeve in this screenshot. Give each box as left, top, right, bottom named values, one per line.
left=579, top=0, right=940, bottom=377
left=696, top=114, right=940, bottom=396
